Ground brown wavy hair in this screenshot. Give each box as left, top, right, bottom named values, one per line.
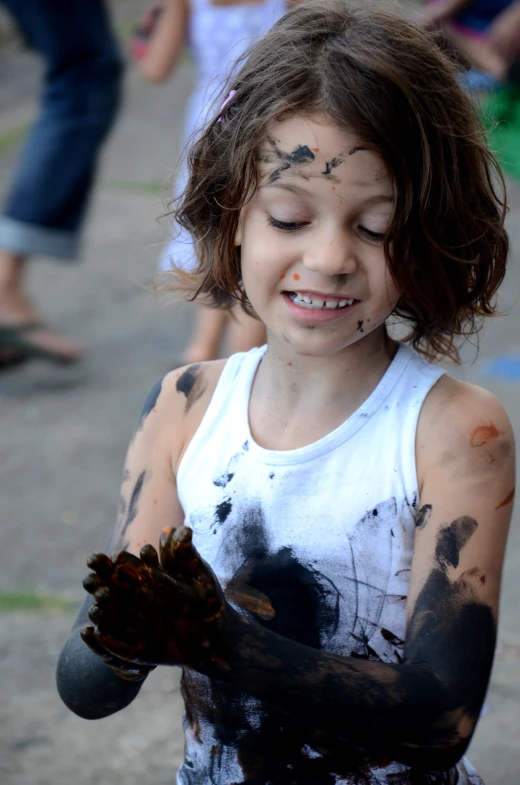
left=167, top=0, right=509, bottom=362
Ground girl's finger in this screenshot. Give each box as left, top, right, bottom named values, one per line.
left=83, top=572, right=102, bottom=594
left=81, top=625, right=121, bottom=664
left=159, top=526, right=178, bottom=573
left=140, top=543, right=160, bottom=569
left=86, top=552, right=115, bottom=578
left=89, top=606, right=143, bottom=647
left=93, top=586, right=148, bottom=628
left=115, top=550, right=143, bottom=569
left=160, top=526, right=201, bottom=579
left=97, top=630, right=147, bottom=663
left=81, top=626, right=134, bottom=666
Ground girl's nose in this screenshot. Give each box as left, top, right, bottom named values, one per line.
left=302, top=230, right=357, bottom=277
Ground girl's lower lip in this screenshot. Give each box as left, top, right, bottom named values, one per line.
left=282, top=292, right=359, bottom=323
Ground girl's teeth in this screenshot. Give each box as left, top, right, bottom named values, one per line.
left=291, top=292, right=354, bottom=310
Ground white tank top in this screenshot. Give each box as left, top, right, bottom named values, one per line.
left=176, top=344, right=483, bottom=785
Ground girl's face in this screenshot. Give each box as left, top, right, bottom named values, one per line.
left=236, top=114, right=400, bottom=357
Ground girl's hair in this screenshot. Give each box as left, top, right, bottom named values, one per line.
left=169, top=0, right=509, bottom=362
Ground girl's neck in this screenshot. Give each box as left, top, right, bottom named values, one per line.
left=249, top=328, right=399, bottom=451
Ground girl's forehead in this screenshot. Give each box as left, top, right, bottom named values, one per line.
left=265, top=114, right=357, bottom=151
left=260, top=114, right=390, bottom=186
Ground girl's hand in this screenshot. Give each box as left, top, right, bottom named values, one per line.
left=81, top=526, right=234, bottom=670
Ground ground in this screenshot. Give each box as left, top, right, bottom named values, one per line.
left=0, top=2, right=519, bottom=784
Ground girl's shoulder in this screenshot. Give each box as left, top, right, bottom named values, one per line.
left=148, top=359, right=228, bottom=471
left=416, top=373, right=514, bottom=491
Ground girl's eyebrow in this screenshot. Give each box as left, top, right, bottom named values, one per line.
left=261, top=182, right=308, bottom=196
left=262, top=182, right=395, bottom=206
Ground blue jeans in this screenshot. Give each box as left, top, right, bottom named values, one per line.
left=0, top=0, right=124, bottom=260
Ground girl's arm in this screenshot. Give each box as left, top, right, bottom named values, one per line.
left=209, top=379, right=513, bottom=770
left=83, top=376, right=513, bottom=768
left=56, top=362, right=222, bottom=718
left=138, top=0, right=189, bottom=83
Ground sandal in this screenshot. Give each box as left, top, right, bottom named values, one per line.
left=0, top=323, right=83, bottom=366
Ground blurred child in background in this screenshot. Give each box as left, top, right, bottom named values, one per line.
left=420, top=0, right=520, bottom=84
left=132, top=0, right=289, bottom=362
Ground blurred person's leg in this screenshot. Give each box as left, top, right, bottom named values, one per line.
left=424, top=0, right=520, bottom=83
left=183, top=306, right=228, bottom=364
left=227, top=307, right=266, bottom=355
left=449, top=30, right=507, bottom=80
left=182, top=305, right=265, bottom=363
left=0, top=0, right=123, bottom=363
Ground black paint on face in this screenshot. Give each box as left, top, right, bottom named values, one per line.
left=322, top=157, right=344, bottom=176
left=266, top=138, right=315, bottom=183
left=135, top=378, right=163, bottom=431
left=176, top=365, right=207, bottom=413
left=357, top=320, right=364, bottom=333
left=415, top=504, right=432, bottom=530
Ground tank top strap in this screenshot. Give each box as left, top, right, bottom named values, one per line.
left=387, top=348, right=444, bottom=497
left=177, top=345, right=267, bottom=486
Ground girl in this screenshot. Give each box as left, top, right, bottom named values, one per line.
left=57, top=3, right=515, bottom=783
left=132, top=0, right=286, bottom=363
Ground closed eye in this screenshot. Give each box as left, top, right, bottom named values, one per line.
left=267, top=216, right=308, bottom=232
left=359, top=226, right=386, bottom=242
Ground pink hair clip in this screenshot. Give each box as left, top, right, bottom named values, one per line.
left=216, top=89, right=237, bottom=123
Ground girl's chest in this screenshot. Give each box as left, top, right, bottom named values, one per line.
left=183, top=454, right=416, bottom=663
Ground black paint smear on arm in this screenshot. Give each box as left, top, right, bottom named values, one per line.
left=122, top=471, right=146, bottom=537
left=109, top=471, right=146, bottom=554
left=415, top=504, right=432, bottom=529
left=135, top=378, right=163, bottom=432
left=435, top=516, right=477, bottom=569
left=203, top=513, right=494, bottom=771
left=176, top=364, right=207, bottom=413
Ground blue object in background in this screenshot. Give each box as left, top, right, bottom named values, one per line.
left=458, top=70, right=501, bottom=93
left=481, top=355, right=520, bottom=381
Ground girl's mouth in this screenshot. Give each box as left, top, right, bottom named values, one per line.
left=288, top=292, right=355, bottom=310
left=282, top=291, right=360, bottom=322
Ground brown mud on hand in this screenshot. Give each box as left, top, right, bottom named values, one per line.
left=81, top=527, right=234, bottom=670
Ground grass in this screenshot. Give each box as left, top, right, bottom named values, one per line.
left=0, top=590, right=74, bottom=613
left=0, top=125, right=28, bottom=155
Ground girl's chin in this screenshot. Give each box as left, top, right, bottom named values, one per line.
left=269, top=328, right=360, bottom=358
